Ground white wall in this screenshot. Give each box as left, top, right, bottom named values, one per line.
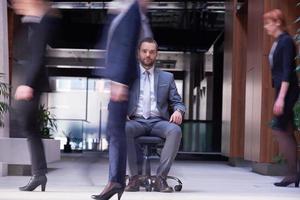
left=0, top=138, right=60, bottom=165
left=0, top=0, right=9, bottom=138
left=199, top=76, right=213, bottom=121
left=0, top=1, right=10, bottom=176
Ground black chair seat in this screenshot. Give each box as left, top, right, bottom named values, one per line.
left=136, top=136, right=164, bottom=144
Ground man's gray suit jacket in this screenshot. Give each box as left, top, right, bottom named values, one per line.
left=128, top=68, right=186, bottom=120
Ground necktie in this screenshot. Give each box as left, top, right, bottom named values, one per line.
left=143, top=71, right=151, bottom=119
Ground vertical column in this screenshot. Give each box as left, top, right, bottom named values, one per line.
left=0, top=1, right=9, bottom=80
left=0, top=0, right=9, bottom=138
left=222, top=0, right=247, bottom=165
left=222, top=0, right=235, bottom=157
left=0, top=0, right=9, bottom=176
left=244, top=0, right=265, bottom=162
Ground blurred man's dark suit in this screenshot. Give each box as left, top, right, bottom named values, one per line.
left=94, top=1, right=142, bottom=186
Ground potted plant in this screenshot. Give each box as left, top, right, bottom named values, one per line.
left=37, top=104, right=57, bottom=139
left=36, top=104, right=61, bottom=163
left=62, top=131, right=72, bottom=153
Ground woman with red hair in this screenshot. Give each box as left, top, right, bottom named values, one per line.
left=264, top=9, right=299, bottom=187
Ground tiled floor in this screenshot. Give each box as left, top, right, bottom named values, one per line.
left=0, top=153, right=299, bottom=200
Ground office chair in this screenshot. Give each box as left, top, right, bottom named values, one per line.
left=133, top=135, right=183, bottom=192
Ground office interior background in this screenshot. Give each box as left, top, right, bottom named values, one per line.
left=0, top=0, right=300, bottom=176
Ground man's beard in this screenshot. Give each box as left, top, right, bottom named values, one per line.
left=141, top=59, right=155, bottom=69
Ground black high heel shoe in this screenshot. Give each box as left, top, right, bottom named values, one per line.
left=274, top=176, right=300, bottom=187
left=274, top=180, right=299, bottom=187
left=91, top=182, right=124, bottom=200
left=19, top=175, right=47, bottom=192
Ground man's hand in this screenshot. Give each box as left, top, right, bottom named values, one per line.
left=110, top=82, right=129, bottom=102
left=15, top=85, right=34, bottom=101
left=273, top=97, right=284, bottom=116
left=169, top=110, right=183, bottom=125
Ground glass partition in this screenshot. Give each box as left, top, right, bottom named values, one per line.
left=180, top=120, right=214, bottom=153
left=46, top=77, right=110, bottom=151
left=44, top=77, right=217, bottom=153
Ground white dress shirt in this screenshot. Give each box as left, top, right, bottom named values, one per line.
left=135, top=65, right=160, bottom=118
left=21, top=16, right=43, bottom=23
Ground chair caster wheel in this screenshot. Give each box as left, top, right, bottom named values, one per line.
left=174, top=185, right=182, bottom=191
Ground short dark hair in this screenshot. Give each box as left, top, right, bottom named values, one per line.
left=138, top=37, right=158, bottom=51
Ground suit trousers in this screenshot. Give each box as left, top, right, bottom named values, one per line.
left=126, top=117, right=182, bottom=177
left=107, top=100, right=128, bottom=186
left=15, top=92, right=47, bottom=176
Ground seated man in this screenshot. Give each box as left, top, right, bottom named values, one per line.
left=125, top=37, right=185, bottom=193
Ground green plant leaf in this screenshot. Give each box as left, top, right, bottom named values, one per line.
left=272, top=154, right=286, bottom=164
left=294, top=100, right=300, bottom=130
left=0, top=102, right=9, bottom=127
left=0, top=73, right=10, bottom=127
left=37, top=104, right=57, bottom=139
left=0, top=82, right=9, bottom=99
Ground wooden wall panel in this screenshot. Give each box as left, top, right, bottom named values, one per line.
left=222, top=0, right=234, bottom=156
left=260, top=0, right=300, bottom=162
left=273, top=0, right=299, bottom=35
left=244, top=67, right=254, bottom=159
left=244, top=0, right=265, bottom=162
left=230, top=2, right=247, bottom=158
left=222, top=0, right=247, bottom=158
left=223, top=0, right=299, bottom=163
left=259, top=0, right=277, bottom=162
left=244, top=0, right=299, bottom=162
left=260, top=53, right=275, bottom=162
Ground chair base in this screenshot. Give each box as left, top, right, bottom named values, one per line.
left=128, top=136, right=183, bottom=192
left=126, top=175, right=183, bottom=192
